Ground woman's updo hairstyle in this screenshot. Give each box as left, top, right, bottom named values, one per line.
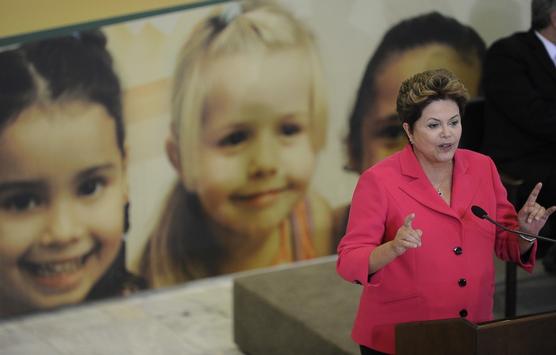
left=396, top=68, right=469, bottom=131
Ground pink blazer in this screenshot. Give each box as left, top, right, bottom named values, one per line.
left=336, top=145, right=536, bottom=354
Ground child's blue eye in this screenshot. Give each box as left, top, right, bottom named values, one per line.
left=218, top=131, right=248, bottom=147
left=77, top=178, right=105, bottom=197
left=281, top=123, right=301, bottom=136
left=2, top=193, right=42, bottom=212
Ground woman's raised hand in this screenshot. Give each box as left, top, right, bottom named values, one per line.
left=518, top=182, right=556, bottom=236
left=391, top=213, right=423, bottom=256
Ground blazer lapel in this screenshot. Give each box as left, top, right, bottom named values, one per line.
left=397, top=146, right=481, bottom=220
left=527, top=30, right=556, bottom=82
left=398, top=145, right=457, bottom=218
left=450, top=150, right=481, bottom=219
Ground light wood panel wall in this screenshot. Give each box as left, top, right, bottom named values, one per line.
left=0, top=0, right=214, bottom=39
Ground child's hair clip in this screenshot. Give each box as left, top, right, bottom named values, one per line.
left=219, top=1, right=243, bottom=24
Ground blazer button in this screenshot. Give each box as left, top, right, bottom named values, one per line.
left=453, top=246, right=463, bottom=255
left=459, top=309, right=468, bottom=317
left=458, top=278, right=467, bottom=287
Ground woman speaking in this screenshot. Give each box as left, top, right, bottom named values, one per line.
left=336, top=69, right=556, bottom=355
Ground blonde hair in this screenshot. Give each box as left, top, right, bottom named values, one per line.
left=396, top=68, right=469, bottom=130
left=171, top=0, right=327, bottom=189
left=140, top=183, right=217, bottom=287
left=142, top=0, right=328, bottom=287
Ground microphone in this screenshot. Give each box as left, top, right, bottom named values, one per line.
left=471, top=205, right=556, bottom=243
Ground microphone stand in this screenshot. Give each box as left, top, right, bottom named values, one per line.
left=471, top=204, right=555, bottom=318
left=482, top=215, right=556, bottom=243
left=471, top=205, right=556, bottom=243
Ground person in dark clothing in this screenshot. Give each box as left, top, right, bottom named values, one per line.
left=482, top=0, right=556, bottom=271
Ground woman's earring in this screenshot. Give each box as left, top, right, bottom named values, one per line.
left=409, top=137, right=414, bottom=145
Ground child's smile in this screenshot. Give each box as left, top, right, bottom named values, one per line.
left=19, top=241, right=100, bottom=292
left=182, top=49, right=317, bottom=237
left=231, top=185, right=292, bottom=208
left=0, top=101, right=127, bottom=314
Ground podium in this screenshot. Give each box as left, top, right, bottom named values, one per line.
left=396, top=311, right=556, bottom=355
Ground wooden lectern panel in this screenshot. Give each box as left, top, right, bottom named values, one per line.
left=396, top=318, right=477, bottom=355
left=396, top=311, right=556, bottom=355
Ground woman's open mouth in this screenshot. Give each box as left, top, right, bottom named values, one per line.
left=438, top=143, right=454, bottom=151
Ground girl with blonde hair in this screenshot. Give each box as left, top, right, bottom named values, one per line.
left=141, top=0, right=333, bottom=287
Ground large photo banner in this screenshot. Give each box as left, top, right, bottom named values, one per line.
left=0, top=0, right=529, bottom=317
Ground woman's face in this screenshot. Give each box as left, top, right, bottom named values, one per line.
left=359, top=44, right=480, bottom=172
left=180, top=49, right=316, bottom=237
left=0, top=101, right=127, bottom=315
left=403, top=99, right=462, bottom=166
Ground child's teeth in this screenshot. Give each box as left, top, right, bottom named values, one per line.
left=33, top=257, right=85, bottom=276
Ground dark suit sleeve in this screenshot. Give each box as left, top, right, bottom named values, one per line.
left=484, top=36, right=556, bottom=142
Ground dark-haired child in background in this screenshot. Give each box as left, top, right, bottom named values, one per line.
left=335, top=12, right=486, bottom=239
left=0, top=30, right=143, bottom=317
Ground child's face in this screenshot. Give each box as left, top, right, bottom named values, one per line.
left=0, top=101, right=127, bottom=315
left=184, top=49, right=316, bottom=236
left=360, top=44, right=481, bottom=172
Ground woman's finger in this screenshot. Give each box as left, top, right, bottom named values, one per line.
left=402, top=239, right=419, bottom=249
left=545, top=206, right=556, bottom=217
left=403, top=235, right=419, bottom=246
left=404, top=213, right=416, bottom=228
left=532, top=206, right=545, bottom=222
left=526, top=204, right=538, bottom=223
left=404, top=231, right=422, bottom=247
left=525, top=182, right=542, bottom=206
left=523, top=203, right=539, bottom=223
